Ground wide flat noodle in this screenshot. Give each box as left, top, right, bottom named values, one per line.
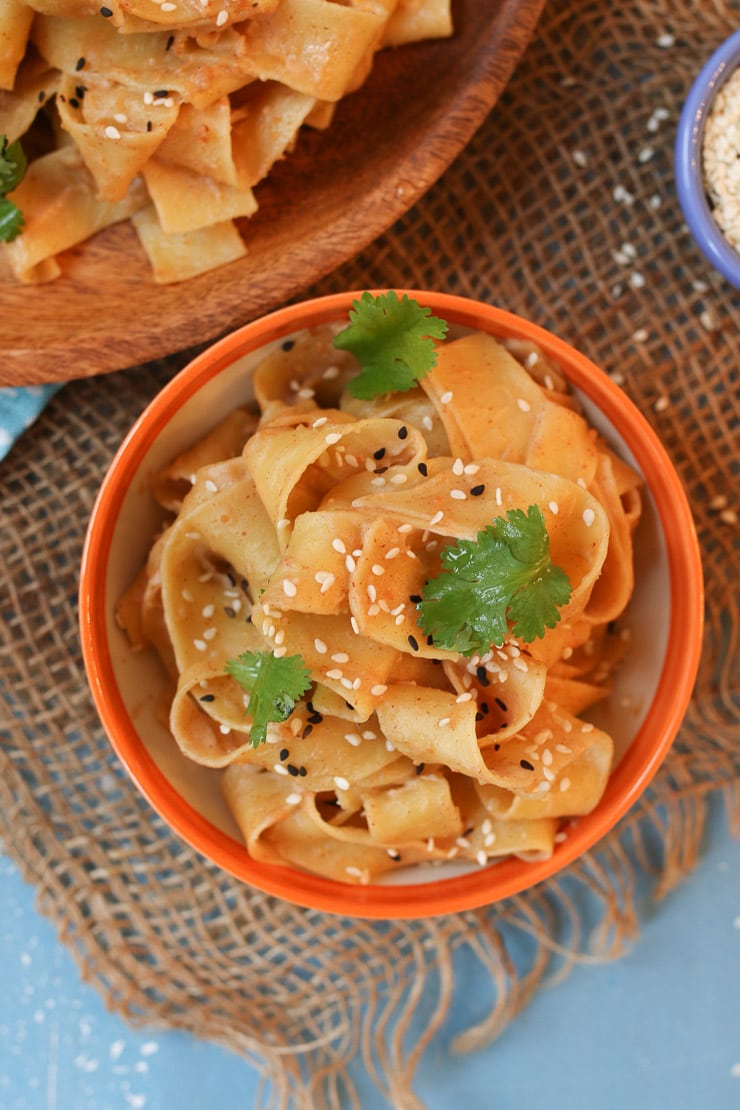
left=120, top=321, right=642, bottom=885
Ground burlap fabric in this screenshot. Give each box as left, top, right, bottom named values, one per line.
left=2, top=1, right=739, bottom=1106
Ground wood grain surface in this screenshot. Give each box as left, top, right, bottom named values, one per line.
left=0, top=0, right=545, bottom=386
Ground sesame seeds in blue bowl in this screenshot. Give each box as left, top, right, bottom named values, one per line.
left=675, top=27, right=740, bottom=288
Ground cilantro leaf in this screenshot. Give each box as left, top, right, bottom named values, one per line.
left=417, top=505, right=572, bottom=654
left=0, top=197, right=24, bottom=242
left=333, top=291, right=448, bottom=399
left=224, top=650, right=312, bottom=748
left=0, top=136, right=27, bottom=243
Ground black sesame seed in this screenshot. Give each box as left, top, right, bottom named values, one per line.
left=153, top=89, right=169, bottom=98
left=398, top=425, right=408, bottom=439
left=76, top=86, right=86, bottom=98
left=373, top=447, right=386, bottom=460
left=475, top=712, right=484, bottom=722
left=476, top=666, right=490, bottom=687
left=165, top=34, right=175, bottom=50
left=470, top=484, right=485, bottom=497
left=374, top=465, right=388, bottom=474
left=426, top=634, right=434, bottom=645
left=279, top=748, right=289, bottom=760
left=76, top=57, right=86, bottom=70
left=520, top=759, right=535, bottom=771
left=498, top=721, right=508, bottom=729
left=99, top=6, right=113, bottom=16
left=282, top=339, right=295, bottom=351
left=494, top=697, right=508, bottom=712
left=345, top=701, right=354, bottom=711
left=409, top=594, right=422, bottom=604
left=146, top=121, right=152, bottom=132
left=479, top=702, right=489, bottom=714
left=199, top=693, right=215, bottom=702
left=38, top=91, right=45, bottom=102
left=407, top=634, right=419, bottom=651
left=463, top=826, right=474, bottom=837
left=388, top=850, right=401, bottom=861
left=69, top=97, right=79, bottom=109
left=301, top=724, right=313, bottom=739
left=307, top=712, right=323, bottom=725
left=494, top=743, right=500, bottom=751
left=415, top=762, right=425, bottom=775
left=298, top=766, right=307, bottom=777
left=224, top=606, right=236, bottom=618
left=287, top=764, right=300, bottom=777
left=418, top=462, right=428, bottom=476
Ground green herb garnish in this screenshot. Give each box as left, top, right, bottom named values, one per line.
left=417, top=505, right=572, bottom=654
left=333, top=290, right=448, bottom=399
left=224, top=650, right=312, bottom=748
left=0, top=136, right=27, bottom=243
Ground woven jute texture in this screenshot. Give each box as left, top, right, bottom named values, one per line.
left=2, top=1, right=739, bottom=1106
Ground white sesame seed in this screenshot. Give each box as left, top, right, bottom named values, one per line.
left=455, top=692, right=473, bottom=702
left=203, top=627, right=216, bottom=641
left=437, top=717, right=451, bottom=727
left=517, top=398, right=532, bottom=412
left=548, top=501, right=559, bottom=515
left=656, top=32, right=674, bottom=47
left=325, top=432, right=342, bottom=445
left=104, top=124, right=121, bottom=139
left=450, top=489, right=467, bottom=500
left=334, top=776, right=350, bottom=790
left=495, top=487, right=502, bottom=506
left=372, top=564, right=384, bottom=576
left=341, top=677, right=353, bottom=689
left=326, top=669, right=343, bottom=680
left=181, top=589, right=193, bottom=602
left=345, top=555, right=356, bottom=573
left=314, top=638, right=327, bottom=654
left=345, top=732, right=362, bottom=746
left=453, top=458, right=465, bottom=475
left=422, top=415, right=434, bottom=431
left=582, top=508, right=596, bottom=527
left=193, top=639, right=207, bottom=652
left=204, top=479, right=218, bottom=493
left=429, top=510, right=444, bottom=525
left=390, top=473, right=408, bottom=485
left=476, top=850, right=487, bottom=867
left=286, top=792, right=302, bottom=805
left=385, top=547, right=400, bottom=559
left=331, top=652, right=349, bottom=663
left=371, top=684, right=387, bottom=696
left=560, top=777, right=571, bottom=792
left=312, top=416, right=328, bottom=427
left=371, top=476, right=387, bottom=487
left=282, top=579, right=297, bottom=597
left=654, top=395, right=670, bottom=412
left=542, top=749, right=553, bottom=766
left=332, top=538, right=346, bottom=554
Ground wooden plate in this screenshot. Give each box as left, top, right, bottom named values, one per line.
left=0, top=0, right=545, bottom=386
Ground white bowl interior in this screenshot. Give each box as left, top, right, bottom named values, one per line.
left=103, top=330, right=670, bottom=883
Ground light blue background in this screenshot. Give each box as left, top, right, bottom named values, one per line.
left=1, top=797, right=739, bottom=1109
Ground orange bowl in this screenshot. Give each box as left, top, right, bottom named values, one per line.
left=79, top=291, right=703, bottom=918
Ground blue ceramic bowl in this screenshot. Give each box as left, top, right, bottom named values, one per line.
left=675, top=27, right=740, bottom=289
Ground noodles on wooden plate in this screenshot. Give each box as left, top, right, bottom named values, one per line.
left=0, top=0, right=452, bottom=282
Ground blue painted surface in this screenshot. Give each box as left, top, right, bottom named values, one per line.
left=1, top=801, right=739, bottom=1110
